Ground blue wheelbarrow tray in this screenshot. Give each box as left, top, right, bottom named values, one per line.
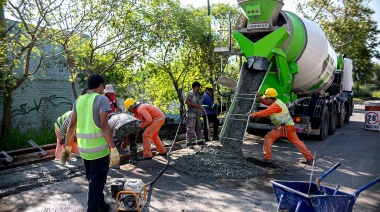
left=271, top=181, right=357, bottom=212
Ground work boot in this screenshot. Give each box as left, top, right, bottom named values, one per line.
left=99, top=202, right=111, bottom=212
left=137, top=156, right=152, bottom=161
left=259, top=157, right=272, bottom=164
left=158, top=152, right=167, bottom=156
left=299, top=159, right=314, bottom=165
left=196, top=140, right=206, bottom=146
left=130, top=157, right=138, bottom=165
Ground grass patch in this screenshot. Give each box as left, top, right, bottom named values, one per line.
left=0, top=129, right=56, bottom=151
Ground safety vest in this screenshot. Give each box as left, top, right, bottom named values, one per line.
left=76, top=93, right=110, bottom=160
left=270, top=99, right=294, bottom=126
left=54, top=111, right=72, bottom=131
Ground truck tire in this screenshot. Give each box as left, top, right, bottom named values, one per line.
left=328, top=104, right=336, bottom=135
left=337, top=104, right=346, bottom=128
left=344, top=103, right=350, bottom=123
left=317, top=106, right=329, bottom=140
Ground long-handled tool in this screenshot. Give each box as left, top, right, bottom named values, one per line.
left=307, top=151, right=316, bottom=195
left=316, top=162, right=341, bottom=191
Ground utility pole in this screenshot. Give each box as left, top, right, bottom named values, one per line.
left=207, top=0, right=210, bottom=16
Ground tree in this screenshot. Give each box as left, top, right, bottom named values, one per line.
left=1, top=0, right=62, bottom=138
left=46, top=0, right=150, bottom=98
left=128, top=2, right=241, bottom=116
left=296, top=0, right=380, bottom=85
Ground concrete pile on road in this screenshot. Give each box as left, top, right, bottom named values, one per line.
left=171, top=145, right=266, bottom=179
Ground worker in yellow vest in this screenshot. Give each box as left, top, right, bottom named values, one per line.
left=60, top=73, right=119, bottom=212
left=53, top=111, right=78, bottom=159
left=247, top=88, right=314, bottom=165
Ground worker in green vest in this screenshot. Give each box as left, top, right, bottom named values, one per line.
left=54, top=110, right=78, bottom=160
left=60, top=73, right=120, bottom=212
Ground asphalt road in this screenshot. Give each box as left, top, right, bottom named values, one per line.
left=0, top=102, right=379, bottom=212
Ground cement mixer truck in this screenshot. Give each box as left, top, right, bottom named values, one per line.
left=219, top=0, right=354, bottom=150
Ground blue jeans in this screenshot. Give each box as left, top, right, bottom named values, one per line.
left=83, top=155, right=109, bottom=212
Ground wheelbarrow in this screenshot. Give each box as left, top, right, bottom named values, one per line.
left=271, top=163, right=380, bottom=212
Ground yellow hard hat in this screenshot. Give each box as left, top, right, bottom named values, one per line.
left=205, top=83, right=213, bottom=89
left=124, top=98, right=136, bottom=110
left=263, top=88, right=278, bottom=98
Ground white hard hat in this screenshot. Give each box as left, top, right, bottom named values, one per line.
left=104, top=84, right=115, bottom=93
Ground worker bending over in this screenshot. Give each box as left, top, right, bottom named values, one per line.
left=54, top=110, right=78, bottom=159
left=108, top=112, right=139, bottom=164
left=247, top=88, right=314, bottom=165
left=124, top=98, right=167, bottom=161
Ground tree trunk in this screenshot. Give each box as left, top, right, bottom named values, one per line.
left=1, top=89, right=12, bottom=138
left=72, top=81, right=78, bottom=99
left=0, top=1, right=9, bottom=142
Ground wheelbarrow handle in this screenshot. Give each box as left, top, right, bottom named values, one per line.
left=353, top=177, right=380, bottom=201
left=317, top=162, right=341, bottom=181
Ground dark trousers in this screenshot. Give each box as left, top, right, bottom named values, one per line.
left=113, top=121, right=139, bottom=160
left=83, top=155, right=109, bottom=212
left=202, top=114, right=220, bottom=141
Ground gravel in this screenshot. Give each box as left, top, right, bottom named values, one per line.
left=171, top=145, right=267, bottom=179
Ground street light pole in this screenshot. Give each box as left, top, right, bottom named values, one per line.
left=207, top=0, right=210, bottom=16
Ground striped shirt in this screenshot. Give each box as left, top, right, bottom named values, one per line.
left=59, top=112, right=72, bottom=140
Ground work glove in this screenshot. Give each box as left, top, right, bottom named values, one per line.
left=109, top=148, right=120, bottom=166
left=60, top=146, right=72, bottom=165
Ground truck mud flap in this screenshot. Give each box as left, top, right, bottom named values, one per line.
left=219, top=63, right=267, bottom=156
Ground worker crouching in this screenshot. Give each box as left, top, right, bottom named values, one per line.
left=247, top=88, right=314, bottom=165
left=108, top=112, right=139, bottom=165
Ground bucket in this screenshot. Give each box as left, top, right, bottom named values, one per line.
left=364, top=104, right=380, bottom=131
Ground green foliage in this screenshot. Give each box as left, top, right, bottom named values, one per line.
left=353, top=83, right=380, bottom=98
left=0, top=129, right=55, bottom=151
left=2, top=0, right=243, bottom=141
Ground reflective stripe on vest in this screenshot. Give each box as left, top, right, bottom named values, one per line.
left=54, top=111, right=71, bottom=130
left=76, top=93, right=110, bottom=160
left=78, top=144, right=109, bottom=153
left=202, top=103, right=216, bottom=108
left=269, top=99, right=294, bottom=126
left=76, top=132, right=103, bottom=139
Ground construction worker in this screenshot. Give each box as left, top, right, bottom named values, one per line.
left=124, top=98, right=167, bottom=161
left=108, top=112, right=139, bottom=164
left=60, top=73, right=120, bottom=212
left=103, top=84, right=121, bottom=113
left=201, top=83, right=220, bottom=142
left=53, top=110, right=78, bottom=159
left=185, top=81, right=205, bottom=148
left=247, top=88, right=314, bottom=165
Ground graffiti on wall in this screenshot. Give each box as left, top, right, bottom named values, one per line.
left=12, top=95, right=73, bottom=117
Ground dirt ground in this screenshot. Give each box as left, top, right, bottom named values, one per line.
left=0, top=102, right=379, bottom=212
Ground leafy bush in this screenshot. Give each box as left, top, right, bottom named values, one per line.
left=372, top=91, right=380, bottom=98
left=354, top=89, right=372, bottom=98
left=0, top=129, right=55, bottom=151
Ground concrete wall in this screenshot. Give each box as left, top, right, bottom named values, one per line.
left=0, top=23, right=82, bottom=132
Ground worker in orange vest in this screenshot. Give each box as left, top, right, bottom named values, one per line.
left=247, top=88, right=314, bottom=165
